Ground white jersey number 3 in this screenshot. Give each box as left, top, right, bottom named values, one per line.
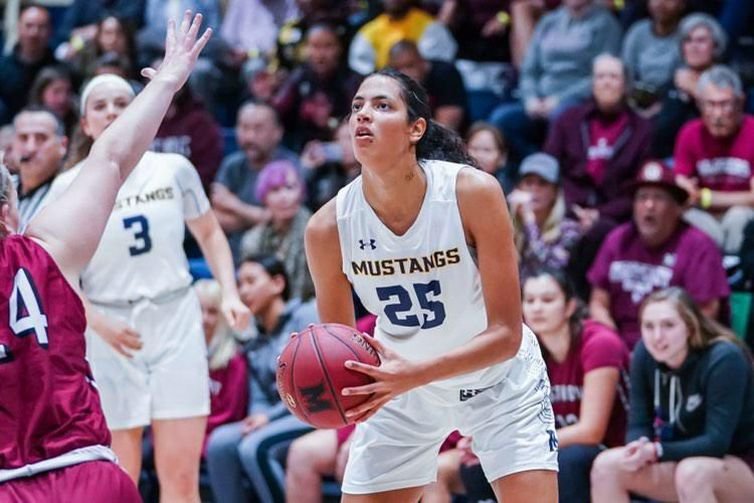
left=10, top=268, right=49, bottom=346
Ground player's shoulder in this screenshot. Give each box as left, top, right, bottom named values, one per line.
left=455, top=165, right=505, bottom=203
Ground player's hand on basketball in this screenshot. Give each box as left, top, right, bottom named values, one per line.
left=241, top=413, right=270, bottom=434
left=341, top=336, right=424, bottom=423
left=98, top=317, right=142, bottom=358
left=222, top=295, right=251, bottom=333
left=140, top=10, right=212, bottom=91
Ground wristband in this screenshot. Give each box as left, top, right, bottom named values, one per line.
left=496, top=11, right=511, bottom=27
left=700, top=188, right=712, bottom=209
left=653, top=441, right=663, bottom=461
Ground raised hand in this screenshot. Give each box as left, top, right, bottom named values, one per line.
left=140, top=11, right=212, bottom=91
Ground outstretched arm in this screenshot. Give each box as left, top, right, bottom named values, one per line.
left=26, top=11, right=211, bottom=279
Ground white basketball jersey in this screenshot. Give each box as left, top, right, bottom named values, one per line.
left=336, top=160, right=509, bottom=388
left=47, top=151, right=210, bottom=303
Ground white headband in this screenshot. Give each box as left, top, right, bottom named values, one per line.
left=80, top=74, right=135, bottom=115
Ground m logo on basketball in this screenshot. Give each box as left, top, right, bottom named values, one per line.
left=300, top=382, right=333, bottom=413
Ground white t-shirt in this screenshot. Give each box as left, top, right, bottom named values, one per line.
left=336, top=160, right=508, bottom=388
left=47, top=151, right=210, bottom=303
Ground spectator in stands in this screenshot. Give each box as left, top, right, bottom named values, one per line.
left=489, top=0, right=622, bottom=160
left=276, top=0, right=350, bottom=71
left=588, top=160, right=729, bottom=349
left=9, top=107, right=67, bottom=229
left=466, top=121, right=515, bottom=194
left=206, top=254, right=317, bottom=503
left=212, top=102, right=300, bottom=261
left=272, top=23, right=361, bottom=151
left=508, top=153, right=582, bottom=281
left=591, top=287, right=754, bottom=503
left=194, top=279, right=248, bottom=457
left=301, top=120, right=361, bottom=212
left=0, top=4, right=57, bottom=125
left=63, top=15, right=139, bottom=81
left=387, top=39, right=467, bottom=131
left=239, top=160, right=314, bottom=301
left=221, top=0, right=299, bottom=65
left=652, top=13, right=726, bottom=158
left=674, top=65, right=754, bottom=254
left=55, top=0, right=144, bottom=49
left=436, top=0, right=516, bottom=121
left=28, top=65, right=78, bottom=137
left=545, top=54, right=652, bottom=299
left=622, top=0, right=685, bottom=113
left=348, top=0, right=457, bottom=75
left=151, top=83, right=223, bottom=194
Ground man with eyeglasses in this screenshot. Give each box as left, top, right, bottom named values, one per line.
left=674, top=65, right=754, bottom=255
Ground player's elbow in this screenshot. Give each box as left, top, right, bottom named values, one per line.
left=489, top=323, right=522, bottom=362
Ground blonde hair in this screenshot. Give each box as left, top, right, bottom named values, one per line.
left=194, top=279, right=240, bottom=371
left=639, top=287, right=744, bottom=354
left=0, top=164, right=14, bottom=237
left=512, top=188, right=568, bottom=260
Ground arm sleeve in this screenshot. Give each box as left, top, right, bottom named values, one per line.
left=581, top=323, right=627, bottom=372
left=587, top=233, right=616, bottom=290
left=417, top=22, right=458, bottom=63
left=175, top=155, right=211, bottom=219
left=626, top=342, right=655, bottom=442
left=621, top=25, right=641, bottom=83
left=519, top=20, right=546, bottom=102
left=661, top=346, right=750, bottom=461
left=681, top=236, right=731, bottom=304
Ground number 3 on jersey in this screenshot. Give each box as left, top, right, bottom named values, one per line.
left=377, top=280, right=446, bottom=329
left=9, top=268, right=48, bottom=347
left=123, top=215, right=152, bottom=256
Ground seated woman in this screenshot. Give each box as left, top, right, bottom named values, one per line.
left=465, top=121, right=516, bottom=195
left=508, top=153, right=581, bottom=281
left=424, top=268, right=630, bottom=503
left=206, top=255, right=318, bottom=503
left=591, top=287, right=754, bottom=502
left=239, top=160, right=314, bottom=301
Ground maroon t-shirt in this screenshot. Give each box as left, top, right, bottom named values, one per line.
left=205, top=352, right=249, bottom=456
left=587, top=222, right=730, bottom=349
left=674, top=115, right=754, bottom=192
left=546, top=320, right=629, bottom=448
left=0, top=236, right=110, bottom=469
left=586, top=111, right=629, bottom=184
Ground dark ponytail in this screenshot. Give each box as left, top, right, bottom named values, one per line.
left=372, top=68, right=478, bottom=167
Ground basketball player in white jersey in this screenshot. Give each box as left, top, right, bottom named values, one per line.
left=305, top=68, right=559, bottom=502
left=45, top=41, right=250, bottom=503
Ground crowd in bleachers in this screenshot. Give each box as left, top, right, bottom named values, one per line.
left=2, top=0, right=754, bottom=502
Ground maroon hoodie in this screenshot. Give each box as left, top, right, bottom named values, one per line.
left=545, top=100, right=652, bottom=224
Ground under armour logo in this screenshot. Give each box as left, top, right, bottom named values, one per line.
left=358, top=239, right=376, bottom=250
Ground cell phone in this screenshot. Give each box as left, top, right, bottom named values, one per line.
left=321, top=142, right=343, bottom=163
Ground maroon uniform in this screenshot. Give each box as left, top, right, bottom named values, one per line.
left=0, top=235, right=139, bottom=501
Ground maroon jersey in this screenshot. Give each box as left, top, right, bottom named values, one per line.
left=0, top=235, right=110, bottom=470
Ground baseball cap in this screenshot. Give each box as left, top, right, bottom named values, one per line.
left=630, top=160, right=689, bottom=204
left=518, top=153, right=559, bottom=184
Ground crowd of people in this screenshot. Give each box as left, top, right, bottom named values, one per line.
left=2, top=0, right=754, bottom=502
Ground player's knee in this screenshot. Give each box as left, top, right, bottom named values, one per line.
left=286, top=435, right=316, bottom=473
left=159, top=465, right=199, bottom=498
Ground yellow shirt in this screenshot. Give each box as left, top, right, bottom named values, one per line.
left=359, top=8, right=436, bottom=70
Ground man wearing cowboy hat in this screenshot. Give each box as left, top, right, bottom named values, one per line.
left=587, top=160, right=729, bottom=349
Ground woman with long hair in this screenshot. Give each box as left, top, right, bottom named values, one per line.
left=305, top=67, right=558, bottom=502
left=591, top=287, right=754, bottom=502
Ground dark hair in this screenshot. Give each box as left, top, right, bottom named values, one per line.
left=14, top=105, right=66, bottom=136
left=524, top=268, right=586, bottom=352
left=465, top=121, right=507, bottom=154
left=240, top=253, right=290, bottom=301
left=29, top=65, right=75, bottom=109
left=19, top=2, right=48, bottom=18
left=369, top=68, right=478, bottom=167
left=95, top=15, right=137, bottom=74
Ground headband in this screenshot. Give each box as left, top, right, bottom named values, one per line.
left=80, top=74, right=135, bottom=115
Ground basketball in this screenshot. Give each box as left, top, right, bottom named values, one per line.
left=276, top=323, right=381, bottom=429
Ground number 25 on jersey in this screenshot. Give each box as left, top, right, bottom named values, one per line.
left=377, top=280, right=446, bottom=329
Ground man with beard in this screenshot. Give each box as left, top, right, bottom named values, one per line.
left=674, top=65, right=754, bottom=254
left=587, top=160, right=729, bottom=350
left=211, top=102, right=300, bottom=261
